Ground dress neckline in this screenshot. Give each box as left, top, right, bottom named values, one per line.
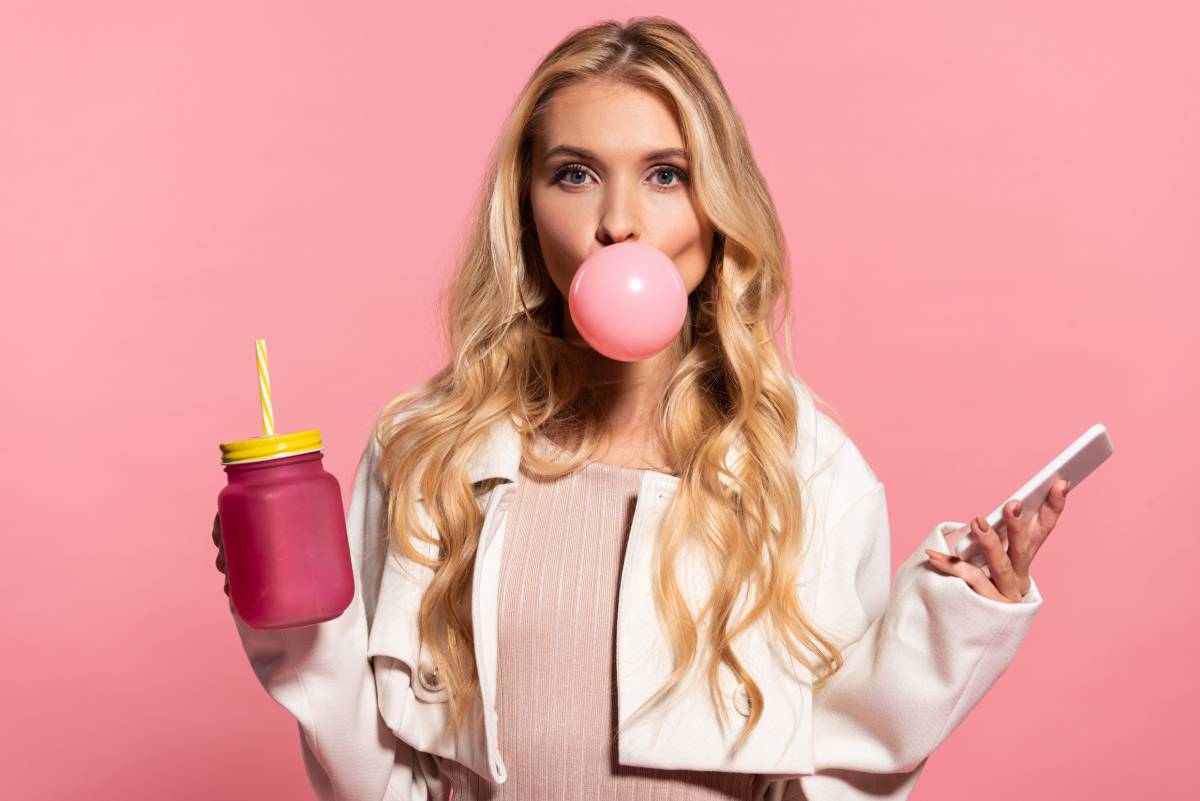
left=526, top=435, right=678, bottom=478
left=582, top=459, right=677, bottom=478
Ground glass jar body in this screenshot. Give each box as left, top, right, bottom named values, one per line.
left=217, top=451, right=353, bottom=629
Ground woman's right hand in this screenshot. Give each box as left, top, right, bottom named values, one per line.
left=212, top=512, right=230, bottom=597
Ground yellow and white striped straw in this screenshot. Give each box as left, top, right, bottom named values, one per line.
left=256, top=338, right=275, bottom=437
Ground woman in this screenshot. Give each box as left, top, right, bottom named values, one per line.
left=213, top=16, right=1068, bottom=801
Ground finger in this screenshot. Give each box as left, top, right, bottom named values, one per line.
left=223, top=578, right=230, bottom=597
left=1003, top=499, right=1031, bottom=575
left=924, top=549, right=1010, bottom=603
left=215, top=550, right=226, bottom=573
left=212, top=513, right=222, bottom=545
left=1035, top=480, right=1069, bottom=540
left=972, top=515, right=1021, bottom=600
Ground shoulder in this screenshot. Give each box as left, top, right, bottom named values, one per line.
left=786, top=374, right=883, bottom=525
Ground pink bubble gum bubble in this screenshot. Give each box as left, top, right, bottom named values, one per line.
left=567, top=241, right=688, bottom=362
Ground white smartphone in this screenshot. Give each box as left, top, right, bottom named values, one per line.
left=953, top=423, right=1114, bottom=567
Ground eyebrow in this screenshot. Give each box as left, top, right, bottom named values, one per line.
left=542, top=145, right=689, bottom=164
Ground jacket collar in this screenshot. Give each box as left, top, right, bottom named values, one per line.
left=465, top=412, right=525, bottom=487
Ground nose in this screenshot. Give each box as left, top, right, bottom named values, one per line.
left=596, top=181, right=641, bottom=245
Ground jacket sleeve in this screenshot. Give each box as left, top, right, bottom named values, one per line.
left=781, top=480, right=1044, bottom=801
left=226, top=431, right=433, bottom=801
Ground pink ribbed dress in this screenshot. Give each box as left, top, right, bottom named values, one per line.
left=441, top=453, right=754, bottom=801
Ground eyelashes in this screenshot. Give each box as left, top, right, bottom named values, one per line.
left=551, top=163, right=689, bottom=192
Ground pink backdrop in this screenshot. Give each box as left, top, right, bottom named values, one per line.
left=2, top=2, right=1194, bottom=799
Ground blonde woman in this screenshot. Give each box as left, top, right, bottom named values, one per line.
left=213, top=16, right=1069, bottom=801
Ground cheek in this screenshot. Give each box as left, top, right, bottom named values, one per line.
left=530, top=191, right=584, bottom=295
left=662, top=213, right=712, bottom=293
left=677, top=250, right=709, bottom=294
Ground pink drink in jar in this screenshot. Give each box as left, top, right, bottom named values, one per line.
left=217, top=429, right=354, bottom=629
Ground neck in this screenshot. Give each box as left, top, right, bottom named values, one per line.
left=562, top=312, right=675, bottom=435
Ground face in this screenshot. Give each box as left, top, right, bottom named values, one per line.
left=528, top=80, right=715, bottom=345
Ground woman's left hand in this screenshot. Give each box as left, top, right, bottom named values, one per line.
left=924, top=478, right=1071, bottom=603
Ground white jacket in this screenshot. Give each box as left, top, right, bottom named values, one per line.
left=228, top=376, right=1043, bottom=801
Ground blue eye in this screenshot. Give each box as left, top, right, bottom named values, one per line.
left=651, top=166, right=687, bottom=188
left=556, top=165, right=590, bottom=186
left=552, top=163, right=689, bottom=192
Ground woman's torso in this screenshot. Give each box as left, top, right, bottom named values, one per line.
left=440, top=450, right=754, bottom=800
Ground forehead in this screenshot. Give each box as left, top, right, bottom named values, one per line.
left=536, top=81, right=684, bottom=155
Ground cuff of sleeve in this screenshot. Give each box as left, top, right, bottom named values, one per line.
left=891, top=521, right=1043, bottom=654
left=929, top=521, right=1043, bottom=605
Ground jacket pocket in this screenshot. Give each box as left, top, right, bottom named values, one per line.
left=367, top=526, right=450, bottom=739
left=367, top=613, right=464, bottom=763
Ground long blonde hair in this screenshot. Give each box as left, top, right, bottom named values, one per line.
left=374, top=16, right=847, bottom=752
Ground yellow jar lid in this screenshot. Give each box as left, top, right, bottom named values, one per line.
left=219, top=429, right=323, bottom=464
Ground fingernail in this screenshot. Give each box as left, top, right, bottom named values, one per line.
left=976, top=514, right=988, bottom=530
left=1064, top=480, right=1072, bottom=493
left=1012, top=501, right=1022, bottom=517
left=924, top=549, right=941, bottom=559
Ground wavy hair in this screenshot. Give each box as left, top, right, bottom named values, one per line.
left=374, top=16, right=848, bottom=752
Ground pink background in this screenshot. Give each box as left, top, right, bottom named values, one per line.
left=2, top=2, right=1194, bottom=799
